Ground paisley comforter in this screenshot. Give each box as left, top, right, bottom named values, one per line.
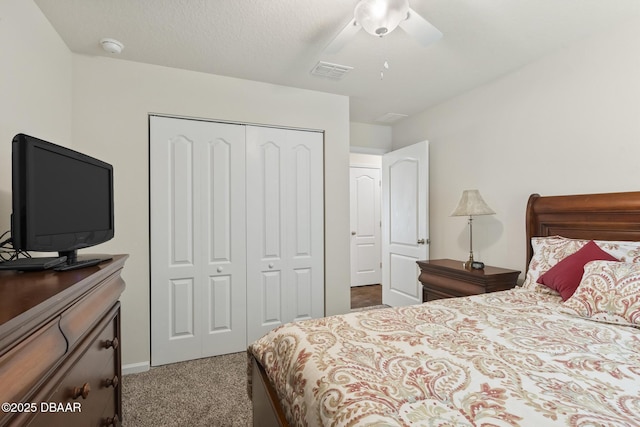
left=248, top=289, right=640, bottom=426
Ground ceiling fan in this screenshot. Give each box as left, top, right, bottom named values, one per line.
left=325, top=0, right=442, bottom=54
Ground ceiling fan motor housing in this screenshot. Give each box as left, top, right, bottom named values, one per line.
left=354, top=0, right=410, bottom=37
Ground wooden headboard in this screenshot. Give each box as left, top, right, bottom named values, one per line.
left=525, top=191, right=640, bottom=269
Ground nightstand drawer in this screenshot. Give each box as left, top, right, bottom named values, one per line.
left=422, top=274, right=486, bottom=296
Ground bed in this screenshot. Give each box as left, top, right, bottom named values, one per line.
left=248, top=191, right=640, bottom=426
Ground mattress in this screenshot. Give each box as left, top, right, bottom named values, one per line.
left=248, top=289, right=640, bottom=426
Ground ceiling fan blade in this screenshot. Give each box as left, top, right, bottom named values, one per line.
left=325, top=18, right=361, bottom=54
left=398, top=8, right=443, bottom=46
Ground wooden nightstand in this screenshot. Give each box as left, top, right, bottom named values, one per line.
left=417, top=259, right=520, bottom=302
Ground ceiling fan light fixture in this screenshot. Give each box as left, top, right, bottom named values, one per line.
left=354, top=0, right=409, bottom=37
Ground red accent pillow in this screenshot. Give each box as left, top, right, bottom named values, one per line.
left=537, top=240, right=618, bottom=300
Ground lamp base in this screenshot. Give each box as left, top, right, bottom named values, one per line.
left=463, top=253, right=474, bottom=270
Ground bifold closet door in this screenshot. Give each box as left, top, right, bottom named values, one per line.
left=246, top=126, right=324, bottom=343
left=150, top=116, right=247, bottom=366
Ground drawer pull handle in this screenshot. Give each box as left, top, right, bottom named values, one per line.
left=72, top=382, right=91, bottom=399
left=104, top=414, right=120, bottom=426
left=105, top=337, right=119, bottom=350
left=105, top=375, right=119, bottom=388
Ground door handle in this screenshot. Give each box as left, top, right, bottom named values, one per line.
left=417, top=238, right=426, bottom=245
left=351, top=231, right=356, bottom=236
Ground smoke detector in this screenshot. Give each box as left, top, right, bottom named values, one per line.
left=100, top=38, right=124, bottom=54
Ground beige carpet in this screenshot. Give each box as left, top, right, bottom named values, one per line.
left=122, top=352, right=252, bottom=426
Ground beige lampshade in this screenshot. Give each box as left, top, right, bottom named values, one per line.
left=451, top=190, right=495, bottom=216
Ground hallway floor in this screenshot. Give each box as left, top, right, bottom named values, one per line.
left=350, top=284, right=382, bottom=309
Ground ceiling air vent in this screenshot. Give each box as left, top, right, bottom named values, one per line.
left=310, top=61, right=353, bottom=80
left=376, top=112, right=408, bottom=123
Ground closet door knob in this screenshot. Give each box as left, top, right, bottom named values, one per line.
left=268, top=263, right=274, bottom=269
left=217, top=266, right=223, bottom=273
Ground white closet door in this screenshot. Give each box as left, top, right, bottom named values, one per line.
left=150, top=116, right=246, bottom=366
left=246, top=126, right=324, bottom=343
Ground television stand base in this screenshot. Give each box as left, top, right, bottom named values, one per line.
left=53, top=255, right=113, bottom=272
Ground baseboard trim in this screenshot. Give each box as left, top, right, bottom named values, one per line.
left=123, top=361, right=150, bottom=375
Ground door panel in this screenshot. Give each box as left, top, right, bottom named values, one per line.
left=171, top=278, right=195, bottom=337
left=292, top=267, right=312, bottom=320
left=246, top=126, right=324, bottom=343
left=261, top=271, right=282, bottom=325
left=150, top=116, right=246, bottom=365
left=350, top=167, right=381, bottom=287
left=170, top=137, right=195, bottom=265
left=209, top=275, right=232, bottom=331
left=389, top=159, right=418, bottom=244
left=200, top=122, right=247, bottom=357
left=382, top=141, right=429, bottom=307
left=208, top=139, right=232, bottom=262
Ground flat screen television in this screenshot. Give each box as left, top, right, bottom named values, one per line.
left=10, top=133, right=114, bottom=270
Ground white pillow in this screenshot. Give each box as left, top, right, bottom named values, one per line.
left=522, top=236, right=640, bottom=294
left=522, top=236, right=586, bottom=294
left=561, top=260, right=640, bottom=326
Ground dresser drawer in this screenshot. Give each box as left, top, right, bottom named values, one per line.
left=59, top=272, right=125, bottom=348
left=0, top=319, right=66, bottom=411
left=26, top=306, right=120, bottom=427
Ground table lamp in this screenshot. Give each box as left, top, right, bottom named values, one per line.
left=451, top=189, right=495, bottom=269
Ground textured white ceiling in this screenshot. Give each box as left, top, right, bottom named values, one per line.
left=34, top=0, right=640, bottom=124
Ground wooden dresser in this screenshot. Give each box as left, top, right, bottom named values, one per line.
left=417, top=258, right=520, bottom=302
left=0, top=255, right=127, bottom=427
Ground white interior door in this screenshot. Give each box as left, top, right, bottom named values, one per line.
left=150, top=116, right=246, bottom=366
left=350, top=167, right=381, bottom=287
left=246, top=126, right=324, bottom=343
left=382, top=141, right=429, bottom=307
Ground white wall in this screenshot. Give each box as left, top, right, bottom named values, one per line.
left=349, top=153, right=382, bottom=168
left=71, top=55, right=351, bottom=367
left=0, top=0, right=72, bottom=232
left=392, top=19, right=640, bottom=276
left=350, top=122, right=392, bottom=153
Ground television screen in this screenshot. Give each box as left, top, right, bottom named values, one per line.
left=11, top=133, right=114, bottom=268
